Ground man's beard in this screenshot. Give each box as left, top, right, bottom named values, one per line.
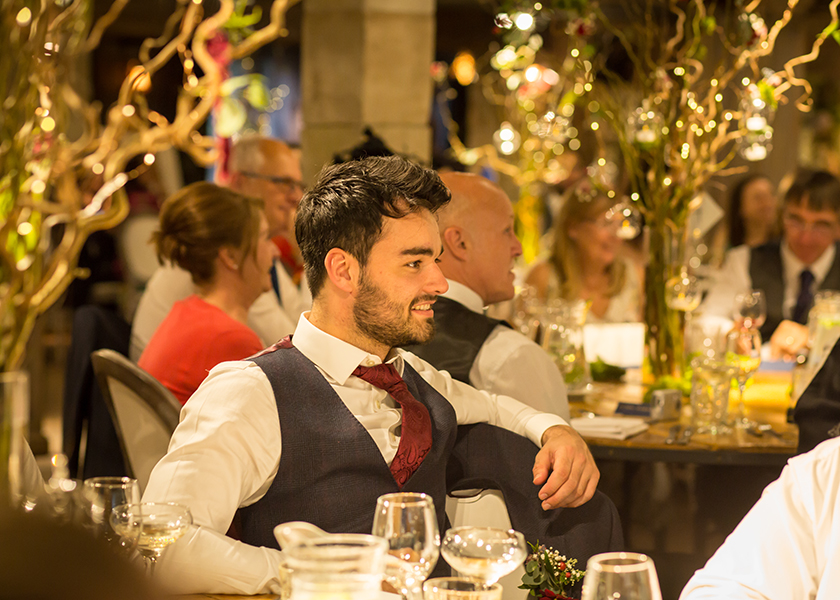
left=353, top=275, right=436, bottom=349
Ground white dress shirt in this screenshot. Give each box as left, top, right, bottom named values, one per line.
left=700, top=242, right=836, bottom=322
left=142, top=312, right=566, bottom=594
left=130, top=262, right=310, bottom=360
left=680, top=436, right=840, bottom=600
left=441, top=280, right=570, bottom=421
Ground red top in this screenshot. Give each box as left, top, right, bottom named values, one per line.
left=138, top=295, right=264, bottom=404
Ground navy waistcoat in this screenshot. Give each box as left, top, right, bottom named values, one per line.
left=238, top=345, right=457, bottom=563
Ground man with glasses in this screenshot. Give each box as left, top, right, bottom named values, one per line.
left=130, top=136, right=310, bottom=359
left=702, top=169, right=840, bottom=358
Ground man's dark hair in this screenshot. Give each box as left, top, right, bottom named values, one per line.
left=296, top=155, right=451, bottom=297
left=784, top=168, right=840, bottom=216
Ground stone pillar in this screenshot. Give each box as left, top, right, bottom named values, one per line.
left=300, top=0, right=436, bottom=183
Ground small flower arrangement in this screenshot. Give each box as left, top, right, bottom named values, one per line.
left=519, top=542, right=586, bottom=599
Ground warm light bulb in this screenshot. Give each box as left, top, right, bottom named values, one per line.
left=513, top=12, right=534, bottom=30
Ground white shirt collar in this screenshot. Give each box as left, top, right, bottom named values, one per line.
left=440, top=279, right=486, bottom=315
left=291, top=312, right=406, bottom=384
left=781, top=240, right=836, bottom=285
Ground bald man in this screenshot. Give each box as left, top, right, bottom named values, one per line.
left=406, top=172, right=570, bottom=419
left=130, top=136, right=311, bottom=360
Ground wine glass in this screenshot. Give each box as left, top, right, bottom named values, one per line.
left=371, top=492, right=439, bottom=600
left=733, top=290, right=767, bottom=329
left=665, top=268, right=702, bottom=313
left=110, top=502, right=192, bottom=576
left=581, top=552, right=662, bottom=600
left=440, top=526, right=527, bottom=585
left=725, top=326, right=762, bottom=429
left=83, top=476, right=140, bottom=555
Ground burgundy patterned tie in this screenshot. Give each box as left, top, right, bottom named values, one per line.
left=353, top=363, right=433, bottom=488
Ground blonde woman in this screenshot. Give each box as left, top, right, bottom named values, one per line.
left=526, top=190, right=642, bottom=323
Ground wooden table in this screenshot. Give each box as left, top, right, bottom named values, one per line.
left=571, top=371, right=798, bottom=467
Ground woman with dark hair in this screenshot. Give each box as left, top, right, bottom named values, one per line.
left=728, top=174, right=779, bottom=248
left=525, top=189, right=642, bottom=323
left=138, top=182, right=276, bottom=404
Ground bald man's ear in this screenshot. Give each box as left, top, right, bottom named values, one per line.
left=324, top=248, right=359, bottom=294
left=442, top=226, right=470, bottom=261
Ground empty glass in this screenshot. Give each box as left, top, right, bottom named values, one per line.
left=732, top=290, right=766, bottom=329
left=690, top=356, right=737, bottom=435
left=423, top=577, right=503, bottom=600
left=372, top=492, right=439, bottom=600
left=725, top=326, right=762, bottom=429
left=541, top=298, right=592, bottom=394
left=581, top=552, right=662, bottom=600
left=83, top=477, right=140, bottom=554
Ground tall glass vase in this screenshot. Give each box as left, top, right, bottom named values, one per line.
left=0, top=371, right=30, bottom=509
left=644, top=224, right=686, bottom=380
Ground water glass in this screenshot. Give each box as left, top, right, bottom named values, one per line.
left=83, top=477, right=140, bottom=553
left=581, top=552, right=662, bottom=600
left=423, top=577, right=503, bottom=600
left=372, top=492, right=439, bottom=600
left=541, top=298, right=592, bottom=394
left=690, top=356, right=737, bottom=435
left=732, top=290, right=767, bottom=329
left=284, top=534, right=388, bottom=600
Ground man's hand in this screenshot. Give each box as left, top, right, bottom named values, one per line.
left=533, top=424, right=599, bottom=510
left=769, top=320, right=809, bottom=361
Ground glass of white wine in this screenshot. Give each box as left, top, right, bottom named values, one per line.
left=372, top=492, right=439, bottom=600
left=110, top=502, right=192, bottom=576
left=725, top=325, right=762, bottom=429
left=581, top=552, right=662, bottom=600
left=440, top=526, right=527, bottom=585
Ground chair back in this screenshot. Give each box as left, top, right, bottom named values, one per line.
left=90, top=349, right=181, bottom=494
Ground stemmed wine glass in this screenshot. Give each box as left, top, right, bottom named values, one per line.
left=581, top=552, right=662, bottom=600
left=371, top=492, right=440, bottom=600
left=440, top=526, right=528, bottom=585
left=733, top=290, right=767, bottom=329
left=110, top=502, right=192, bottom=576
left=725, top=326, right=762, bottom=429
left=83, top=476, right=141, bottom=555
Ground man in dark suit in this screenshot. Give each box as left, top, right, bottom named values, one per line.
left=702, top=169, right=840, bottom=358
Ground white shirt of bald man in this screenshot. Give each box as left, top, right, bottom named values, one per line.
left=680, top=435, right=840, bottom=600
left=441, top=279, right=570, bottom=420
left=129, top=261, right=311, bottom=361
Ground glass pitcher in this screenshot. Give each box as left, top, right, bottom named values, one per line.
left=541, top=298, right=592, bottom=394
left=283, top=534, right=389, bottom=600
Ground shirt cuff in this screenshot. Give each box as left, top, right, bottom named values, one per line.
left=523, top=413, right=568, bottom=447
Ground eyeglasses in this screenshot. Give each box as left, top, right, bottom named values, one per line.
left=240, top=171, right=306, bottom=194
left=782, top=212, right=839, bottom=238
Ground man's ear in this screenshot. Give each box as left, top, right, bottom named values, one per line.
left=442, top=226, right=469, bottom=261
left=324, top=248, right=358, bottom=294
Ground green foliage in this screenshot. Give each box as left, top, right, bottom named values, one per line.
left=590, top=357, right=626, bottom=382
left=519, top=541, right=585, bottom=598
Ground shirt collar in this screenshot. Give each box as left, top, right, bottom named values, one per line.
left=292, top=312, right=405, bottom=384
left=441, top=279, right=486, bottom=314
left=782, top=240, right=836, bottom=284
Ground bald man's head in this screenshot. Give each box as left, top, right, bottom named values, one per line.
left=228, top=136, right=304, bottom=239
left=437, top=172, right=522, bottom=305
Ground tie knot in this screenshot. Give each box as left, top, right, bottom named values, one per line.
left=353, top=363, right=403, bottom=392
left=800, top=269, right=815, bottom=287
